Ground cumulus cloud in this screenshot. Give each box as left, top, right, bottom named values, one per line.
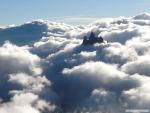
left=133, top=12, right=150, bottom=20
left=0, top=93, right=55, bottom=113
left=121, top=55, right=150, bottom=76
left=8, top=73, right=51, bottom=92
left=62, top=61, right=126, bottom=84
left=0, top=42, right=56, bottom=113
left=0, top=13, right=150, bottom=113
left=0, top=42, right=42, bottom=75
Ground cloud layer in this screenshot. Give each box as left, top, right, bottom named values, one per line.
left=0, top=13, right=150, bottom=113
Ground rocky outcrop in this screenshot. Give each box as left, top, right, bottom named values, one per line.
left=82, top=32, right=103, bottom=45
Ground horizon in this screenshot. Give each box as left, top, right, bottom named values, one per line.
left=0, top=12, right=150, bottom=27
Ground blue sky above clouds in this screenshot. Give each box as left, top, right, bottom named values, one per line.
left=0, top=0, right=150, bottom=25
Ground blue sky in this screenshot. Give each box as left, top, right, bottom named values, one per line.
left=0, top=0, right=150, bottom=25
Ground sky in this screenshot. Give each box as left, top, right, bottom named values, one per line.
left=0, top=0, right=150, bottom=25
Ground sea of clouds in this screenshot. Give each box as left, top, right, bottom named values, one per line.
left=0, top=13, right=150, bottom=113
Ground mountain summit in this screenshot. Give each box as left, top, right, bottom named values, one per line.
left=82, top=32, right=104, bottom=45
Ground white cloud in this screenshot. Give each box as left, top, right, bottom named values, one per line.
left=8, top=73, right=51, bottom=92
left=52, top=16, right=99, bottom=25
left=133, top=12, right=150, bottom=20
left=1, top=13, right=150, bottom=113
left=121, top=55, right=150, bottom=76
left=0, top=93, right=55, bottom=113
left=0, top=42, right=42, bottom=75
left=122, top=74, right=150, bottom=108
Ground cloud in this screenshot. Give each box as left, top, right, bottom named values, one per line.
left=0, top=42, right=42, bottom=75
left=52, top=16, right=99, bottom=25
left=62, top=61, right=126, bottom=84
left=133, top=12, right=150, bottom=20
left=0, top=13, right=150, bottom=112
left=8, top=73, right=51, bottom=92
left=122, top=74, right=150, bottom=109
left=121, top=55, right=150, bottom=76
left=0, top=42, right=56, bottom=113
left=0, top=93, right=55, bottom=113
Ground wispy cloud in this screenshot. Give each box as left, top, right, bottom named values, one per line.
left=51, top=16, right=99, bottom=25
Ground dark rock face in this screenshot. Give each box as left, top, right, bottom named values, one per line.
left=82, top=32, right=103, bottom=45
